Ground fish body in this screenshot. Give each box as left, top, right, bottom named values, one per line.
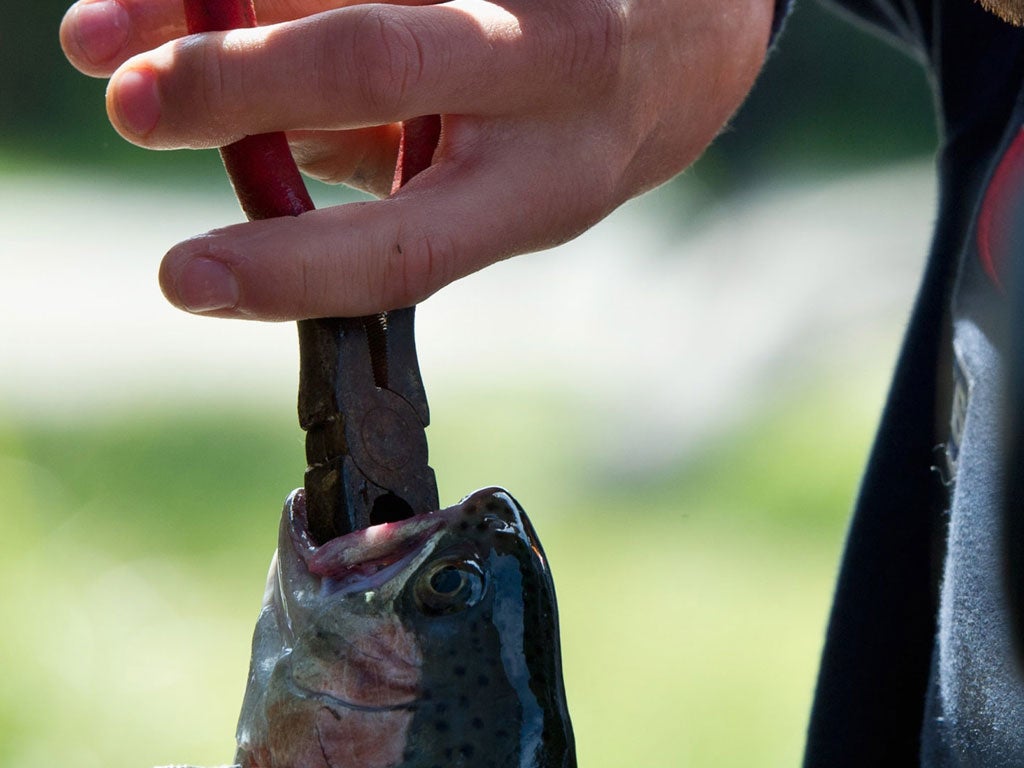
left=233, top=487, right=576, bottom=768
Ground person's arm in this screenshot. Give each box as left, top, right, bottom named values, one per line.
left=61, top=0, right=776, bottom=320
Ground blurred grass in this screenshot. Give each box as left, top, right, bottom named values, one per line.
left=0, top=357, right=878, bottom=768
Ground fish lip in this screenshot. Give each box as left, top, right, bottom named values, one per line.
left=286, top=489, right=444, bottom=584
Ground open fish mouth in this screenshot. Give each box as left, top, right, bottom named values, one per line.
left=285, top=489, right=444, bottom=590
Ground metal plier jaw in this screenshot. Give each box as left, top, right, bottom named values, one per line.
left=297, top=307, right=439, bottom=544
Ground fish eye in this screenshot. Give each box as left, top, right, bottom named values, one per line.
left=414, top=559, right=486, bottom=616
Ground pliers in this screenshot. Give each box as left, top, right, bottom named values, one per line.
left=183, top=1, right=442, bottom=542
left=297, top=308, right=439, bottom=543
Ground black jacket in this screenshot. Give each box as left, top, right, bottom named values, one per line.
left=792, top=1, right=1024, bottom=765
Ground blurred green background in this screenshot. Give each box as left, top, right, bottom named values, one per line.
left=1, top=2, right=939, bottom=767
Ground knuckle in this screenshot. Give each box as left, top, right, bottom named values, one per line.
left=200, top=42, right=232, bottom=121
left=298, top=240, right=338, bottom=313
left=550, top=0, right=626, bottom=91
left=292, top=143, right=352, bottom=185
left=289, top=132, right=393, bottom=196
left=170, top=34, right=242, bottom=140
left=343, top=8, right=425, bottom=117
left=380, top=228, right=455, bottom=308
left=301, top=160, right=350, bottom=186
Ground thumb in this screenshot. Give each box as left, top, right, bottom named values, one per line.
left=159, top=130, right=611, bottom=320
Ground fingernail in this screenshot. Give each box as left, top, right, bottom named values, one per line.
left=175, top=258, right=240, bottom=313
left=73, top=1, right=130, bottom=66
left=111, top=68, right=161, bottom=138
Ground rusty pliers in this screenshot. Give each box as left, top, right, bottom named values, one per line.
left=297, top=309, right=438, bottom=543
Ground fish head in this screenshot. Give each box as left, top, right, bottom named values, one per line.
left=234, top=487, right=575, bottom=768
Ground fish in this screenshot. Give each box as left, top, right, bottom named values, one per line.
left=228, top=486, right=576, bottom=768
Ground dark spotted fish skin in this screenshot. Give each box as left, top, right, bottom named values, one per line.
left=233, top=487, right=576, bottom=768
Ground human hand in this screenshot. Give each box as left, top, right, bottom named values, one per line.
left=60, top=0, right=774, bottom=320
